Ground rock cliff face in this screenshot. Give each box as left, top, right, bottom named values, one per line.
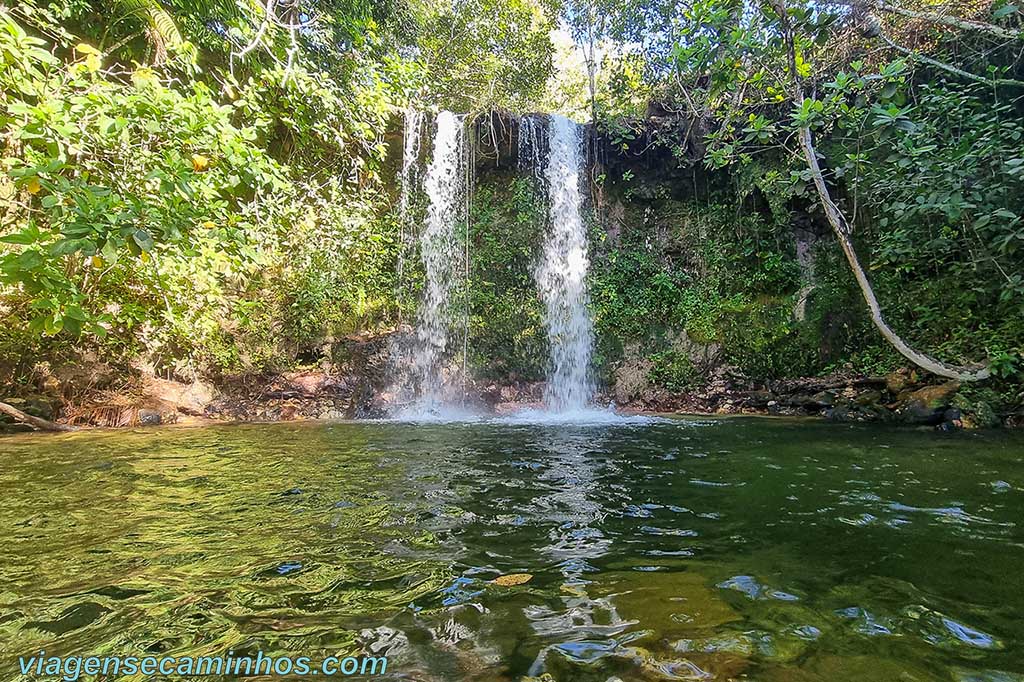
left=447, top=113, right=1018, bottom=428
left=3, top=114, right=1019, bottom=431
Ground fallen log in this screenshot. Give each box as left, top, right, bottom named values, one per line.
left=0, top=401, right=79, bottom=432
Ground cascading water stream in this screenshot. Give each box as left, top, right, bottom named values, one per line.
left=396, top=108, right=423, bottom=298
left=518, top=114, right=545, bottom=180
left=535, top=115, right=595, bottom=413
left=396, top=111, right=469, bottom=415
left=392, top=111, right=602, bottom=421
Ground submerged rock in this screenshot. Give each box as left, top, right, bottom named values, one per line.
left=492, top=573, right=533, bottom=586
left=595, top=570, right=741, bottom=634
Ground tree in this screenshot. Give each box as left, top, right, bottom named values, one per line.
left=773, top=0, right=991, bottom=380
left=413, top=0, right=557, bottom=112
left=630, top=0, right=1009, bottom=379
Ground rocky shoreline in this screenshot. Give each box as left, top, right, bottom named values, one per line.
left=2, top=359, right=1020, bottom=433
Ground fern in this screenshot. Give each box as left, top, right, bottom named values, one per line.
left=116, top=0, right=186, bottom=63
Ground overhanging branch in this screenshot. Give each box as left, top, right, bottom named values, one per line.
left=871, top=0, right=1022, bottom=42
left=880, top=34, right=1024, bottom=88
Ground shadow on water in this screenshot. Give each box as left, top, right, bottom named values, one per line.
left=1, top=417, right=1023, bottom=681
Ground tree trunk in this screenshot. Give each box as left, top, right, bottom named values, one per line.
left=774, top=0, right=991, bottom=382
left=0, top=401, right=79, bottom=432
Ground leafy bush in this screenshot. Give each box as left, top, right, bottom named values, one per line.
left=0, top=9, right=400, bottom=378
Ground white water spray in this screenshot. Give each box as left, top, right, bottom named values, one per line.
left=396, top=108, right=423, bottom=287
left=399, top=111, right=469, bottom=414
left=518, top=114, right=545, bottom=180
left=535, top=115, right=595, bottom=412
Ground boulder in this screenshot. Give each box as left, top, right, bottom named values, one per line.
left=143, top=377, right=217, bottom=415
left=825, top=405, right=856, bottom=422
left=4, top=395, right=60, bottom=422
left=744, top=390, right=775, bottom=407
left=282, top=371, right=331, bottom=396
left=900, top=381, right=960, bottom=425
left=825, top=400, right=893, bottom=423
left=908, top=381, right=960, bottom=407
left=786, top=393, right=831, bottom=410
left=953, top=394, right=1002, bottom=429
left=137, top=408, right=163, bottom=426
left=885, top=368, right=913, bottom=395
left=936, top=408, right=963, bottom=431
left=811, top=390, right=836, bottom=407
left=854, top=389, right=883, bottom=407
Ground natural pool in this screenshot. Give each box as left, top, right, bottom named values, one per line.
left=1, top=417, right=1023, bottom=681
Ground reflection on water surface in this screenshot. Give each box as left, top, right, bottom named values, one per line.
left=1, top=418, right=1023, bottom=681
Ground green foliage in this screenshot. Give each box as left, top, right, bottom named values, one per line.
left=416, top=0, right=556, bottom=111
left=0, top=0, right=564, bottom=385
left=810, top=80, right=1024, bottom=373
left=468, top=176, right=547, bottom=380
left=0, top=9, right=399, bottom=378
left=841, top=82, right=1023, bottom=296
left=2, top=0, right=1023, bottom=422
left=590, top=235, right=682, bottom=341
left=647, top=349, right=697, bottom=391
left=591, top=198, right=816, bottom=379
left=579, top=0, right=1022, bottom=396
left=232, top=65, right=398, bottom=182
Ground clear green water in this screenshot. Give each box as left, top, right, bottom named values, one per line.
left=1, top=417, right=1023, bottom=681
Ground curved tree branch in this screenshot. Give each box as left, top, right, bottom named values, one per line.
left=231, top=0, right=277, bottom=73
left=796, top=127, right=990, bottom=380
left=774, top=0, right=991, bottom=381
left=880, top=34, right=1024, bottom=88
left=870, top=0, right=1022, bottom=42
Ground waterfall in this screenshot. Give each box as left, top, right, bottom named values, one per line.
left=397, top=111, right=469, bottom=415
left=518, top=114, right=545, bottom=180
left=397, top=108, right=423, bottom=290
left=535, top=115, right=595, bottom=412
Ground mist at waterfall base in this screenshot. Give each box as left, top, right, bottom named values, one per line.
left=389, top=112, right=633, bottom=424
